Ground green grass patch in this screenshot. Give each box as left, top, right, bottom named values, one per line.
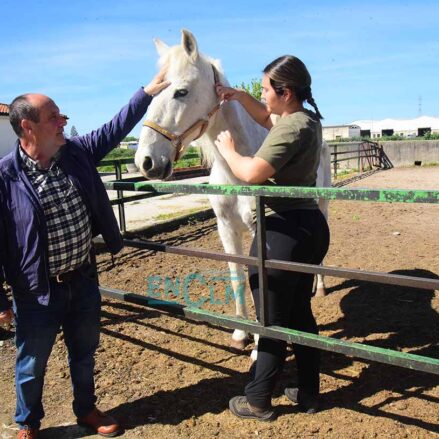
left=98, top=148, right=136, bottom=172
left=333, top=169, right=359, bottom=181
left=423, top=162, right=439, bottom=167
left=174, top=158, right=201, bottom=168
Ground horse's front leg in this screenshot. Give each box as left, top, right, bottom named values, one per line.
left=216, top=218, right=250, bottom=350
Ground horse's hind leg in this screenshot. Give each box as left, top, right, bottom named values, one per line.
left=314, top=273, right=326, bottom=297
left=216, top=219, right=250, bottom=350
left=314, top=197, right=329, bottom=297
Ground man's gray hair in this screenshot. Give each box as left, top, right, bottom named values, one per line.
left=9, top=94, right=40, bottom=137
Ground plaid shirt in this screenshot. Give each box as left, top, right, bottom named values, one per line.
left=19, top=147, right=92, bottom=276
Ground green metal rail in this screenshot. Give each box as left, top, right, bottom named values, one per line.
left=103, top=180, right=439, bottom=204
left=100, top=287, right=439, bottom=375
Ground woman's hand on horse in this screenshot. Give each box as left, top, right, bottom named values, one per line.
left=215, top=84, right=241, bottom=102
left=214, top=130, right=236, bottom=156
left=144, top=65, right=171, bottom=96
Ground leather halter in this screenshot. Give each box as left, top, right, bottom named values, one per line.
left=143, top=65, right=222, bottom=162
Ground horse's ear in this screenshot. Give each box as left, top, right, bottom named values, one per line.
left=181, top=29, right=198, bottom=62
left=154, top=38, right=170, bottom=57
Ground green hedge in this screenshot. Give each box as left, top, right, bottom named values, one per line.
left=98, top=146, right=201, bottom=173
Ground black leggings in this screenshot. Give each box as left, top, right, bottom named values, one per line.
left=245, top=209, right=330, bottom=409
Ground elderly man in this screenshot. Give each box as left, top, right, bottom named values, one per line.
left=0, top=69, right=169, bottom=439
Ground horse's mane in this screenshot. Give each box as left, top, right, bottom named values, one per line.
left=199, top=55, right=227, bottom=169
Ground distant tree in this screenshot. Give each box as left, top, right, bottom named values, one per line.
left=123, top=136, right=138, bottom=142
left=70, top=125, right=78, bottom=137
left=236, top=78, right=262, bottom=101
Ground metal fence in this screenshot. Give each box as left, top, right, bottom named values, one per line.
left=329, top=140, right=392, bottom=177
left=99, top=154, right=208, bottom=232
left=99, top=180, right=439, bottom=375
left=100, top=142, right=392, bottom=232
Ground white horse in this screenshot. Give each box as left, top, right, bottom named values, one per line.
left=135, top=30, right=331, bottom=356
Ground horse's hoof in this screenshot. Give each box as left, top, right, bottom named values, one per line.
left=315, top=287, right=326, bottom=297
left=230, top=338, right=248, bottom=351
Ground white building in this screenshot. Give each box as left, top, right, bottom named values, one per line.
left=119, top=141, right=138, bottom=150
left=0, top=103, right=17, bottom=158
left=350, top=116, right=439, bottom=139
left=322, top=124, right=361, bottom=141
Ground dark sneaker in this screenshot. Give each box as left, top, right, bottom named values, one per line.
left=229, top=396, right=276, bottom=422
left=284, top=388, right=319, bottom=414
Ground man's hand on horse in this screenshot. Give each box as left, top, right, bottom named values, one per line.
left=144, top=64, right=171, bottom=96
left=0, top=309, right=13, bottom=328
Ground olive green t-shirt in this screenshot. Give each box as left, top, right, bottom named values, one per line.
left=255, top=109, right=322, bottom=213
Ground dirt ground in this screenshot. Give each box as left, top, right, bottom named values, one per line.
left=1, top=167, right=438, bottom=438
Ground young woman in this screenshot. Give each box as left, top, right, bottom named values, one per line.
left=215, top=55, right=330, bottom=421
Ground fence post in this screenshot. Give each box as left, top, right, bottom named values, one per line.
left=373, top=142, right=379, bottom=167
left=359, top=142, right=362, bottom=172
left=256, top=196, right=269, bottom=326
left=333, top=144, right=338, bottom=177
left=115, top=160, right=126, bottom=233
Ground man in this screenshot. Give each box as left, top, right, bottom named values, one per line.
left=0, top=69, right=169, bottom=439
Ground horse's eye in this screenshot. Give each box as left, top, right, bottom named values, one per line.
left=174, top=89, right=188, bottom=98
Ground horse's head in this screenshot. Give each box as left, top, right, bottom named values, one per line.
left=135, top=29, right=222, bottom=179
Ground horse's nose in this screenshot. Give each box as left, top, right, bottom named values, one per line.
left=142, top=157, right=153, bottom=173
left=140, top=156, right=172, bottom=180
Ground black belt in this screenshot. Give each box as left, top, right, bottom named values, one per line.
left=51, top=266, right=83, bottom=284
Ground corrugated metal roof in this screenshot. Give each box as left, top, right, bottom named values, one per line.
left=0, top=103, right=9, bottom=115
left=324, top=124, right=360, bottom=129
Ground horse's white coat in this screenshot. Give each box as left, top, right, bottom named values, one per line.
left=135, top=30, right=330, bottom=353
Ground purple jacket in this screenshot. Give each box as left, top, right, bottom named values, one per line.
left=0, top=88, right=152, bottom=310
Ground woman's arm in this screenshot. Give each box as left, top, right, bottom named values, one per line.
left=214, top=131, right=275, bottom=184
left=216, top=85, right=273, bottom=130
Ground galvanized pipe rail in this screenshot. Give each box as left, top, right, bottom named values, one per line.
left=99, top=181, right=439, bottom=375
left=99, top=157, right=208, bottom=232
left=329, top=140, right=389, bottom=177
left=94, top=236, right=439, bottom=292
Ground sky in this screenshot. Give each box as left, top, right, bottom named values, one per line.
left=1, top=0, right=438, bottom=137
